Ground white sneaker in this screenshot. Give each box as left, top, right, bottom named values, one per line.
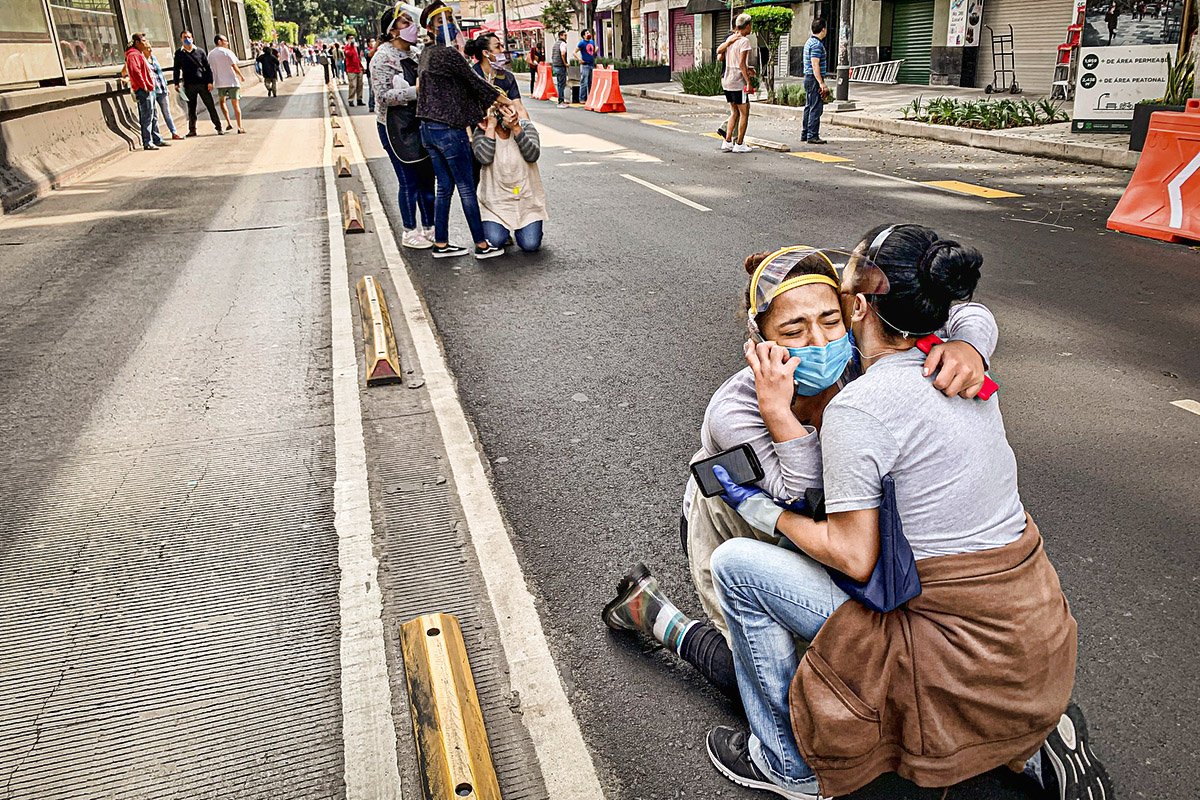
left=720, top=140, right=734, bottom=152
left=732, top=143, right=753, bottom=153
left=401, top=229, right=432, bottom=249
left=421, top=226, right=436, bottom=242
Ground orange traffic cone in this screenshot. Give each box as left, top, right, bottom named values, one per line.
left=532, top=62, right=558, bottom=102
left=1108, top=99, right=1200, bottom=244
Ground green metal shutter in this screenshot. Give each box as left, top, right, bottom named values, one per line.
left=891, top=0, right=935, bottom=86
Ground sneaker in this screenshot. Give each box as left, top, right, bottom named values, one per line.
left=216, top=128, right=224, bottom=135
left=720, top=140, right=734, bottom=152
left=143, top=144, right=159, bottom=151
left=153, top=140, right=169, bottom=147
left=706, top=727, right=820, bottom=799
left=186, top=131, right=198, bottom=137
left=171, top=134, right=185, bottom=140
left=401, top=229, right=433, bottom=249
left=421, top=226, right=436, bottom=241
left=732, top=143, right=753, bottom=153
left=474, top=243, right=505, bottom=260
left=431, top=243, right=469, bottom=258
left=1040, top=703, right=1114, bottom=800
left=225, top=124, right=233, bottom=131
left=601, top=563, right=659, bottom=634
left=807, top=137, right=828, bottom=145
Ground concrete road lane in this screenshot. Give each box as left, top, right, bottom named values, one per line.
left=0, top=74, right=346, bottom=798
left=352, top=93, right=1199, bottom=800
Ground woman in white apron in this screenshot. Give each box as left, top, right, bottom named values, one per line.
left=470, top=104, right=546, bottom=252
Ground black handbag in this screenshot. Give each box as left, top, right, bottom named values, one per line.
left=384, top=58, right=428, bottom=165
left=826, top=474, right=922, bottom=614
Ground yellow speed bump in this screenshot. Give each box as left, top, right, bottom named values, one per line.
left=342, top=190, right=366, bottom=234
left=333, top=132, right=346, bottom=148
left=400, top=614, right=501, bottom=800
left=336, top=155, right=353, bottom=177
left=355, top=275, right=403, bottom=384
left=923, top=180, right=1023, bottom=199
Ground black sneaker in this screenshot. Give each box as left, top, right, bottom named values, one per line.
left=601, top=563, right=655, bottom=632
left=431, top=243, right=469, bottom=259
left=706, top=727, right=820, bottom=799
left=474, top=243, right=505, bottom=260
left=1040, top=703, right=1114, bottom=800
left=186, top=131, right=198, bottom=138
left=807, top=137, right=828, bottom=145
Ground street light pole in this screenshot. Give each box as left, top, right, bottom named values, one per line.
left=835, top=0, right=852, bottom=102
left=500, top=0, right=510, bottom=55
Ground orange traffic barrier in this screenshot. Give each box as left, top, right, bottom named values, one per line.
left=585, top=66, right=625, bottom=113
left=1108, top=99, right=1200, bottom=244
left=532, top=62, right=557, bottom=102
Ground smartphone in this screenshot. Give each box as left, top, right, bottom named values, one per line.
left=690, top=444, right=765, bottom=498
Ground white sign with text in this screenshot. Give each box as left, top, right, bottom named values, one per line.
left=1072, top=44, right=1172, bottom=132
left=947, top=0, right=985, bottom=48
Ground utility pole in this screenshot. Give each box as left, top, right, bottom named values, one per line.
left=835, top=0, right=852, bottom=102
left=500, top=0, right=509, bottom=55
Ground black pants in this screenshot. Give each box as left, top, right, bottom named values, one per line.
left=184, top=84, right=221, bottom=133
left=322, top=62, right=330, bottom=83
left=281, top=59, right=291, bottom=78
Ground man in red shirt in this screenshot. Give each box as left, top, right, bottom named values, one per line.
left=344, top=35, right=365, bottom=106
left=124, top=32, right=167, bottom=150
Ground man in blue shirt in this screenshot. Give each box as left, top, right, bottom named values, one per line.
left=577, top=29, right=597, bottom=103
left=802, top=19, right=831, bottom=144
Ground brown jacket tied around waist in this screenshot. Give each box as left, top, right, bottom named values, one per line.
left=789, top=518, right=1076, bottom=797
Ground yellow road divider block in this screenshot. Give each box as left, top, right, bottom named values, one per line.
left=342, top=190, right=366, bottom=234
left=401, top=614, right=501, bottom=800
left=642, top=119, right=680, bottom=127
left=336, top=156, right=353, bottom=177
left=333, top=133, right=345, bottom=148
left=923, top=180, right=1023, bottom=199
left=791, top=151, right=852, bottom=163
left=355, top=275, right=403, bottom=384
left=331, top=117, right=341, bottom=128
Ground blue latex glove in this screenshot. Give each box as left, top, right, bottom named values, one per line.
left=712, top=465, right=786, bottom=535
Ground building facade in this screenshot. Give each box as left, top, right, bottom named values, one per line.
left=1, top=0, right=251, bottom=90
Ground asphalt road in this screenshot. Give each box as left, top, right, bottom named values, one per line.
left=355, top=93, right=1200, bottom=799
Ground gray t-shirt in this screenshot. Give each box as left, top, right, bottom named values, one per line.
left=681, top=302, right=1001, bottom=519
left=821, top=347, right=1026, bottom=560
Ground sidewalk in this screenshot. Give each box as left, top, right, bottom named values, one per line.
left=634, top=79, right=1139, bottom=170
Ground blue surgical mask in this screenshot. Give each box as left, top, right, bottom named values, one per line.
left=786, top=333, right=853, bottom=396
left=184, top=37, right=193, bottom=45
left=435, top=21, right=460, bottom=46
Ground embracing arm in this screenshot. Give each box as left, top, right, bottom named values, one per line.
left=923, top=301, right=999, bottom=398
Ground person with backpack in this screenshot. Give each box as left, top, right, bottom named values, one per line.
left=373, top=5, right=437, bottom=249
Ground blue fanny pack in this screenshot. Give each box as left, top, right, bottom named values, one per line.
left=827, top=474, right=921, bottom=614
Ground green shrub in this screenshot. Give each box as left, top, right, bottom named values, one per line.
left=679, top=60, right=723, bottom=96
left=511, top=56, right=530, bottom=73
left=245, top=0, right=274, bottom=41
left=902, top=95, right=1067, bottom=129
left=596, top=56, right=661, bottom=69
left=767, top=82, right=806, bottom=107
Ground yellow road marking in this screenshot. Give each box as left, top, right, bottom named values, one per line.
left=790, top=151, right=851, bottom=163
left=642, top=118, right=680, bottom=127
left=923, top=180, right=1023, bottom=199
left=1171, top=399, right=1200, bottom=416
left=701, top=132, right=725, bottom=140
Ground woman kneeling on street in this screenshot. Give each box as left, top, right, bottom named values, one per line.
left=471, top=104, right=546, bottom=253
left=603, top=244, right=999, bottom=701
left=704, top=225, right=1113, bottom=800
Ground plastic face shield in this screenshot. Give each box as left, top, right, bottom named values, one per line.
left=841, top=226, right=897, bottom=298
left=746, top=247, right=849, bottom=342
left=428, top=5, right=456, bottom=46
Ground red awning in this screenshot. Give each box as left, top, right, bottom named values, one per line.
left=480, top=19, right=544, bottom=32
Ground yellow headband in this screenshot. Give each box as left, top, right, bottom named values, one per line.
left=748, top=246, right=839, bottom=315
left=428, top=6, right=452, bottom=21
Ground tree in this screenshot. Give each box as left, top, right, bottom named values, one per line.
left=541, top=0, right=575, bottom=36
left=245, top=0, right=276, bottom=41
left=619, top=0, right=632, bottom=59
left=744, top=5, right=793, bottom=104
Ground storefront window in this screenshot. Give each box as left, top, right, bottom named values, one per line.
left=0, top=0, right=63, bottom=85
left=121, top=0, right=176, bottom=52
left=48, top=0, right=123, bottom=71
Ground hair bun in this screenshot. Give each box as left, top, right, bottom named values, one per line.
left=744, top=252, right=773, bottom=276
left=918, top=240, right=981, bottom=301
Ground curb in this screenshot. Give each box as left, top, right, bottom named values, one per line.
left=635, top=87, right=1139, bottom=171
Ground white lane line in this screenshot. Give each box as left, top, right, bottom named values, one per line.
left=323, top=79, right=404, bottom=800
left=620, top=173, right=712, bottom=212
left=336, top=91, right=606, bottom=800
left=1171, top=399, right=1200, bottom=416
left=832, top=164, right=977, bottom=198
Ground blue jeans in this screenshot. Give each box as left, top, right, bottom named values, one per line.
left=712, top=537, right=847, bottom=795
left=553, top=67, right=568, bottom=103
left=803, top=75, right=824, bottom=140
left=579, top=64, right=593, bottom=102
left=134, top=89, right=163, bottom=148
left=420, top=121, right=487, bottom=245
left=377, top=123, right=435, bottom=231
left=154, top=91, right=177, bottom=135
left=482, top=220, right=543, bottom=252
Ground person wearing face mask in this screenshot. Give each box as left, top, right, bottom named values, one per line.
left=466, top=34, right=523, bottom=109
left=373, top=5, right=437, bottom=249
left=173, top=31, right=222, bottom=137
left=345, top=35, right=365, bottom=106
left=471, top=103, right=545, bottom=252
left=601, top=246, right=999, bottom=704
left=702, top=225, right=1111, bottom=800
left=417, top=0, right=513, bottom=260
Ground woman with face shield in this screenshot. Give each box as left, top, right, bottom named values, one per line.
left=602, top=246, right=1000, bottom=702
left=417, top=0, right=515, bottom=260
left=465, top=33, right=524, bottom=111
left=701, top=225, right=1111, bottom=800
left=373, top=4, right=437, bottom=249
